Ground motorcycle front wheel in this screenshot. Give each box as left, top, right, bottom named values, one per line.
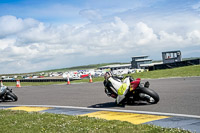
left=6, top=92, right=18, bottom=101
left=139, top=87, right=159, bottom=104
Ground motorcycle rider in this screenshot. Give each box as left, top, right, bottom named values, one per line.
left=0, top=81, right=5, bottom=92
left=0, top=83, right=6, bottom=101
left=104, top=71, right=132, bottom=105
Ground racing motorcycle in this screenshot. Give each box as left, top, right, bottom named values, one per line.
left=0, top=85, right=18, bottom=102
left=103, top=76, right=159, bottom=105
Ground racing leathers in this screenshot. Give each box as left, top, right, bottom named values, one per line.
left=107, top=76, right=131, bottom=105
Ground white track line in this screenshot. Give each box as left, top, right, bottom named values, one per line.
left=1, top=104, right=200, bottom=119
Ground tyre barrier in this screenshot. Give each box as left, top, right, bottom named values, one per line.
left=1, top=78, right=76, bottom=82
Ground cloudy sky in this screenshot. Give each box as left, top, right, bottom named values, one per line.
left=0, top=0, right=200, bottom=74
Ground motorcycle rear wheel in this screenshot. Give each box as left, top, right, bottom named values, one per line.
left=6, top=92, right=18, bottom=101
left=139, top=87, right=159, bottom=104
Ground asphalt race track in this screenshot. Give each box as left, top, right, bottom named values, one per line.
left=1, top=77, right=200, bottom=116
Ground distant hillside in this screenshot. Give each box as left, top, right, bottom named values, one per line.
left=0, top=62, right=128, bottom=76
left=40, top=62, right=129, bottom=73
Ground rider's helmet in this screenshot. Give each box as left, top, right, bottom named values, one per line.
left=104, top=71, right=112, bottom=80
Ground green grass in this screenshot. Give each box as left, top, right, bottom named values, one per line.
left=126, top=65, right=200, bottom=79
left=72, top=77, right=104, bottom=83
left=0, top=110, right=190, bottom=133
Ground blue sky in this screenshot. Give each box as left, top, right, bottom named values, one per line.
left=0, top=0, right=197, bottom=23
left=0, top=0, right=200, bottom=74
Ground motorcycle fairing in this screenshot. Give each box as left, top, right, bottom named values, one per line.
left=130, top=78, right=141, bottom=91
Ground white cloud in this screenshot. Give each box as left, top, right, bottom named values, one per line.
left=79, top=9, right=102, bottom=22
left=0, top=14, right=200, bottom=74
left=0, top=15, right=39, bottom=37
left=0, top=38, right=16, bottom=50
left=187, top=30, right=200, bottom=43
left=132, top=22, right=157, bottom=45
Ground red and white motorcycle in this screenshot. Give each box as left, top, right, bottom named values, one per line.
left=103, top=76, right=159, bottom=105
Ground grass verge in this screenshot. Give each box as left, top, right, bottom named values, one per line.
left=0, top=110, right=190, bottom=133
left=126, top=65, right=200, bottom=79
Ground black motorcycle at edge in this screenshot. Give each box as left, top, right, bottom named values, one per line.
left=0, top=86, right=18, bottom=102
left=103, top=76, right=159, bottom=105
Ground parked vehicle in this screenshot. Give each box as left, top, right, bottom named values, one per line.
left=0, top=85, right=18, bottom=102
left=103, top=76, right=159, bottom=105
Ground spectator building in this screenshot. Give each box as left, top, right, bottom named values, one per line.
left=131, top=55, right=152, bottom=69
left=162, top=50, right=182, bottom=64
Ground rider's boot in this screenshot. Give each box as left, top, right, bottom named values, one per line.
left=144, top=81, right=150, bottom=88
